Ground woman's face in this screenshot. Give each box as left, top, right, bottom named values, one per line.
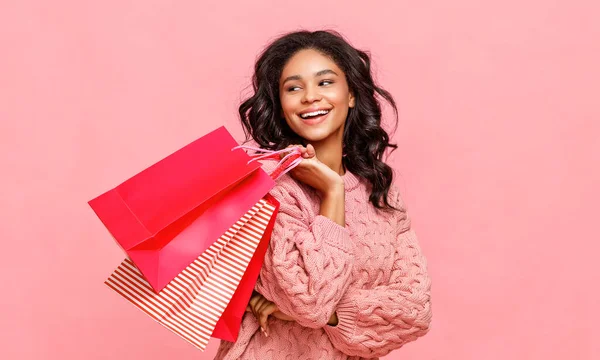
left=279, top=49, right=355, bottom=145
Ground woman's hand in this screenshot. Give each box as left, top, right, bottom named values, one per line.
left=282, top=144, right=344, bottom=196
left=246, top=292, right=294, bottom=337
left=282, top=144, right=346, bottom=227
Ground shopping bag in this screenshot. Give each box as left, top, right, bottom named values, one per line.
left=211, top=192, right=279, bottom=342
left=105, top=194, right=280, bottom=351
left=89, top=126, right=298, bottom=292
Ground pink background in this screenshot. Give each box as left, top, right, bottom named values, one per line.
left=2, top=1, right=598, bottom=359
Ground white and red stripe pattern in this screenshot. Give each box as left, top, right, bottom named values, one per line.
left=105, top=198, right=276, bottom=351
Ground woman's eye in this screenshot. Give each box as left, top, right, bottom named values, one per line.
left=320, top=80, right=333, bottom=86
left=287, top=86, right=300, bottom=92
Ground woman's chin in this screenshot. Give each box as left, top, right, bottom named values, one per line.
left=297, top=130, right=330, bottom=143
left=288, top=120, right=341, bottom=144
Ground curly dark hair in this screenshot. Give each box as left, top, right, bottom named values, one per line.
left=239, top=30, right=400, bottom=211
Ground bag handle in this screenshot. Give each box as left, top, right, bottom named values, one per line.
left=232, top=145, right=303, bottom=181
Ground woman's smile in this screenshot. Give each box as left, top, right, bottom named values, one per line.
left=279, top=49, right=355, bottom=144
left=298, top=108, right=332, bottom=125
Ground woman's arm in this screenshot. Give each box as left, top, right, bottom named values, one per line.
left=319, top=184, right=345, bottom=227
left=254, top=180, right=355, bottom=329
left=245, top=292, right=337, bottom=336
left=323, top=188, right=432, bottom=358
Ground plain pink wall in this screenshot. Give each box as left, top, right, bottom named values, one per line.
left=2, top=1, right=598, bottom=359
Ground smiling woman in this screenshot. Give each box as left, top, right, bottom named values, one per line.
left=238, top=31, right=405, bottom=210
left=215, top=30, right=432, bottom=360
left=279, top=50, right=355, bottom=157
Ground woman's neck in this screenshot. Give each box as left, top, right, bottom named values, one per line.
left=312, top=137, right=345, bottom=176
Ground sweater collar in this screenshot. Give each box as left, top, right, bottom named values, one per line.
left=342, top=169, right=361, bottom=191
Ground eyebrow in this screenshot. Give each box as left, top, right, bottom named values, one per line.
left=281, top=69, right=339, bottom=85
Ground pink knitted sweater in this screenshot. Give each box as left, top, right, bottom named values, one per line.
left=214, top=159, right=432, bottom=360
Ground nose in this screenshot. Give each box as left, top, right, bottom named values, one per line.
left=301, top=84, right=322, bottom=104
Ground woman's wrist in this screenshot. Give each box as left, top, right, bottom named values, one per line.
left=273, top=311, right=295, bottom=321
left=319, top=184, right=345, bottom=227
left=325, top=180, right=344, bottom=197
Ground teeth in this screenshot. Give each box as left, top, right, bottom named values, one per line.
left=300, top=110, right=329, bottom=119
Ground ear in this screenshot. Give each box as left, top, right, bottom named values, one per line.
left=348, top=92, right=356, bottom=108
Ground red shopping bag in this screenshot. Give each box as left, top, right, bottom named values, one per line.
left=89, top=126, right=297, bottom=292
left=105, top=194, right=280, bottom=351
left=212, top=192, right=279, bottom=342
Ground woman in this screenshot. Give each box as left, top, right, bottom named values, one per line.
left=215, top=30, right=432, bottom=360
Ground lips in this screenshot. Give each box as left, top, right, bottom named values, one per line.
left=299, top=109, right=330, bottom=119
left=298, top=107, right=332, bottom=125
left=299, top=109, right=330, bottom=125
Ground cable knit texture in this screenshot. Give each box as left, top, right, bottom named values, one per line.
left=214, top=158, right=432, bottom=360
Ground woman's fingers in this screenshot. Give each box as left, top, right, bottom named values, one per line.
left=247, top=293, right=279, bottom=337
left=252, top=296, right=268, bottom=319
left=257, top=303, right=279, bottom=336
left=280, top=144, right=303, bottom=160
left=279, top=144, right=316, bottom=160
left=305, top=143, right=315, bottom=158
left=300, top=147, right=308, bottom=158
left=254, top=298, right=271, bottom=333
left=248, top=294, right=263, bottom=318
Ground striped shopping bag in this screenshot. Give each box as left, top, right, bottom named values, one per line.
left=105, top=196, right=278, bottom=351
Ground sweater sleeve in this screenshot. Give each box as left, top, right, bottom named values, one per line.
left=323, top=188, right=432, bottom=358
left=254, top=180, right=355, bottom=329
